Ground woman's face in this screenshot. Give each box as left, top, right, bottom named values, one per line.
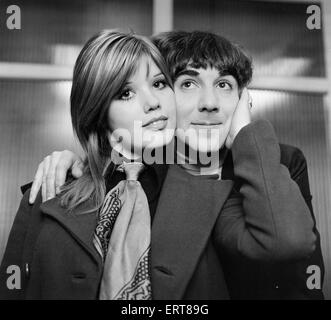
left=108, top=56, right=176, bottom=159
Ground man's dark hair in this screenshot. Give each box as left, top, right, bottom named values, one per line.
left=152, top=30, right=253, bottom=89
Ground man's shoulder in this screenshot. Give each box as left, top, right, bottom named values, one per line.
left=12, top=188, right=36, bottom=228
left=279, top=143, right=306, bottom=166
left=279, top=143, right=308, bottom=182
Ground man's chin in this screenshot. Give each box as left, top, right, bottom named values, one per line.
left=188, top=137, right=227, bottom=154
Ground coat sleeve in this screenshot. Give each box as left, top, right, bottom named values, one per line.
left=0, top=189, right=40, bottom=299
left=214, top=120, right=316, bottom=262
left=278, top=145, right=325, bottom=299
left=285, top=146, right=317, bottom=226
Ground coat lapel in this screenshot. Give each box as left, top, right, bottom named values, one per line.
left=40, top=198, right=102, bottom=266
left=151, top=164, right=234, bottom=299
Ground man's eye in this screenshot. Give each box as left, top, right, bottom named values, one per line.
left=119, top=90, right=134, bottom=100
left=218, top=82, right=232, bottom=90
left=181, top=81, right=194, bottom=89
left=154, top=80, right=167, bottom=89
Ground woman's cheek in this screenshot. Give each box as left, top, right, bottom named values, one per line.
left=176, top=108, right=189, bottom=130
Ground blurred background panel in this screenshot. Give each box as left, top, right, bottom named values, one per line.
left=174, top=0, right=325, bottom=77
left=0, top=80, right=75, bottom=259
left=0, top=0, right=153, bottom=65
left=1, top=0, right=331, bottom=299
left=250, top=90, right=331, bottom=296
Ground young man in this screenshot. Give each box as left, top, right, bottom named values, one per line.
left=4, top=31, right=324, bottom=299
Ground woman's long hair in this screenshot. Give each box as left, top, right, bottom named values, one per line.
left=60, top=30, right=172, bottom=213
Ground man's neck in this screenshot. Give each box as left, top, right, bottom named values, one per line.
left=175, top=143, right=228, bottom=177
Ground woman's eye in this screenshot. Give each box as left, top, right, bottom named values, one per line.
left=218, top=81, right=232, bottom=90
left=119, top=89, right=134, bottom=100
left=154, top=80, right=167, bottom=89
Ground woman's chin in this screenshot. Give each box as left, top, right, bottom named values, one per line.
left=143, top=128, right=175, bottom=149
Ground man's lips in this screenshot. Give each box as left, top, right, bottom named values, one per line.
left=142, top=115, right=168, bottom=130
left=191, top=120, right=223, bottom=127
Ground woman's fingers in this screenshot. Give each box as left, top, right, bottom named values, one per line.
left=29, top=161, right=44, bottom=204
left=41, top=156, right=51, bottom=202
left=71, top=159, right=84, bottom=179
left=29, top=150, right=82, bottom=204
left=46, top=152, right=61, bottom=200
left=54, top=150, right=81, bottom=194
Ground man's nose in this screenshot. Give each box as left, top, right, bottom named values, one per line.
left=143, top=88, right=160, bottom=113
left=198, top=88, right=219, bottom=113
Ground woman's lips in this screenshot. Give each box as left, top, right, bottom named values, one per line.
left=143, top=116, right=168, bottom=130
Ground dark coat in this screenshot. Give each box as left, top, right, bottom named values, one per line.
left=0, top=120, right=324, bottom=299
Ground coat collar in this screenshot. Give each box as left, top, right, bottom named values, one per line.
left=151, top=164, right=234, bottom=300
left=39, top=197, right=102, bottom=266
left=37, top=163, right=168, bottom=270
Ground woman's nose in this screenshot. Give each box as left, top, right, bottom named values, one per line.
left=143, top=88, right=160, bottom=112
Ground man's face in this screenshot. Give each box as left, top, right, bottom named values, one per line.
left=174, top=66, right=240, bottom=153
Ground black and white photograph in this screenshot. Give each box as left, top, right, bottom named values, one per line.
left=0, top=0, right=330, bottom=307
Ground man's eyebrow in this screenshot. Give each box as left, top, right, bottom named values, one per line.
left=175, top=69, right=200, bottom=79
left=218, top=71, right=232, bottom=78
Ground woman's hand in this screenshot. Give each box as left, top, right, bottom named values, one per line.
left=29, top=150, right=84, bottom=204
left=225, top=88, right=252, bottom=149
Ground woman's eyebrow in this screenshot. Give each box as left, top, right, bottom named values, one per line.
left=152, top=72, right=164, bottom=78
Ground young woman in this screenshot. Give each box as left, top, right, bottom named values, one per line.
left=0, top=30, right=176, bottom=299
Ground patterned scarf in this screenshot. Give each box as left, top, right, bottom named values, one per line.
left=93, top=162, right=152, bottom=300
